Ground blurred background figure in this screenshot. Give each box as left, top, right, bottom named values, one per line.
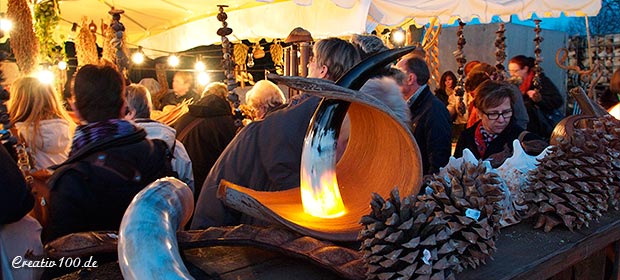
left=435, top=70, right=455, bottom=106
left=244, top=80, right=286, bottom=121
left=174, top=82, right=237, bottom=202
left=124, top=83, right=194, bottom=191
left=8, top=76, right=75, bottom=170
left=138, top=77, right=163, bottom=109
left=508, top=55, right=563, bottom=139
left=158, top=71, right=199, bottom=109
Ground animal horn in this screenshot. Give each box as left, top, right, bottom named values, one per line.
left=336, top=45, right=416, bottom=89
left=118, top=177, right=194, bottom=280
left=298, top=45, right=420, bottom=236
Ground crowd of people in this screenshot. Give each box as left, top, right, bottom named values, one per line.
left=1, top=32, right=609, bottom=279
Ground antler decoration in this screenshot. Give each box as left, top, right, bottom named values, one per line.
left=217, top=5, right=243, bottom=127
left=555, top=48, right=602, bottom=99
left=453, top=19, right=467, bottom=116
left=494, top=23, right=507, bottom=81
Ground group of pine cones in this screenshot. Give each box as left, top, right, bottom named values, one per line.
left=359, top=115, right=620, bottom=279
left=359, top=160, right=504, bottom=280
left=523, top=115, right=620, bottom=232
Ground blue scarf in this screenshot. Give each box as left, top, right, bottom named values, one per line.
left=70, top=119, right=139, bottom=157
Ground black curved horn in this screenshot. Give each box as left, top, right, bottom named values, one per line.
left=336, top=46, right=416, bottom=90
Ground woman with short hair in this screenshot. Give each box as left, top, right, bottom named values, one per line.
left=244, top=80, right=286, bottom=120
left=453, top=80, right=542, bottom=164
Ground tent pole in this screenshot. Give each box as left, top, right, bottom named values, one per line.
left=585, top=16, right=592, bottom=69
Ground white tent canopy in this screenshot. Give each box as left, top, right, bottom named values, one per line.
left=51, top=0, right=601, bottom=54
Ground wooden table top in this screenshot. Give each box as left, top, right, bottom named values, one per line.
left=185, top=210, right=620, bottom=279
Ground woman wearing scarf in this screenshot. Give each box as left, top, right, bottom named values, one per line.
left=508, top=55, right=563, bottom=139
left=454, top=80, right=542, bottom=167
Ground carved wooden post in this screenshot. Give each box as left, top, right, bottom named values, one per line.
left=300, top=42, right=310, bottom=77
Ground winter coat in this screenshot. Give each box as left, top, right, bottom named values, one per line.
left=175, top=94, right=237, bottom=201
left=523, top=72, right=564, bottom=139
left=15, top=119, right=73, bottom=170
left=43, top=128, right=174, bottom=243
left=134, top=119, right=194, bottom=191
left=409, top=86, right=452, bottom=175
left=0, top=144, right=34, bottom=225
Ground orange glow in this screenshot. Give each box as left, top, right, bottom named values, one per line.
left=609, top=103, right=620, bottom=120
left=300, top=168, right=346, bottom=218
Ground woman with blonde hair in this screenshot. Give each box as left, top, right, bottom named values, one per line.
left=245, top=80, right=286, bottom=120
left=8, top=77, right=75, bottom=170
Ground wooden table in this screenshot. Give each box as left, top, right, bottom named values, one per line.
left=185, top=210, right=620, bottom=280
left=59, top=210, right=620, bottom=279
left=459, top=209, right=620, bottom=280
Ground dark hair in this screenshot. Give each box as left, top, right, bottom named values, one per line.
left=473, top=80, right=515, bottom=111
left=509, top=55, right=535, bottom=71
left=439, top=71, right=457, bottom=90
left=465, top=70, right=490, bottom=93
left=401, top=55, right=430, bottom=86
left=73, top=64, right=126, bottom=122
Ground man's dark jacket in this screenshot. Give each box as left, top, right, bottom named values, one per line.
left=409, top=86, right=452, bottom=175
left=43, top=129, right=173, bottom=243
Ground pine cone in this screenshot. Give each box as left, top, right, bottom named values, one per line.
left=424, top=161, right=504, bottom=272
left=595, top=115, right=620, bottom=209
left=523, top=125, right=615, bottom=232
left=359, top=160, right=504, bottom=280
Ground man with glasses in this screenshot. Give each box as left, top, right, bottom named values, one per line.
left=453, top=80, right=543, bottom=164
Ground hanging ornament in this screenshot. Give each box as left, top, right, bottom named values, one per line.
left=494, top=23, right=507, bottom=81
left=270, top=39, right=284, bottom=75
left=252, top=43, right=265, bottom=59
left=102, top=8, right=129, bottom=76
left=532, top=19, right=544, bottom=103
left=233, top=43, right=249, bottom=67
left=453, top=19, right=468, bottom=116
left=247, top=53, right=255, bottom=68
left=88, top=20, right=97, bottom=33
left=76, top=18, right=99, bottom=66
left=8, top=0, right=40, bottom=75
left=217, top=5, right=243, bottom=127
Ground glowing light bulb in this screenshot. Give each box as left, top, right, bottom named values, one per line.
left=0, top=18, right=12, bottom=33
left=37, top=69, right=54, bottom=84
left=194, top=61, right=205, bottom=71
left=392, top=28, right=405, bottom=45
left=197, top=72, right=210, bottom=85
left=57, top=61, right=67, bottom=70
left=132, top=52, right=144, bottom=64
left=168, top=54, right=179, bottom=67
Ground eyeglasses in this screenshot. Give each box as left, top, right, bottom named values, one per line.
left=483, top=110, right=512, bottom=120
